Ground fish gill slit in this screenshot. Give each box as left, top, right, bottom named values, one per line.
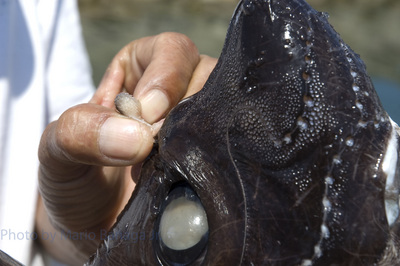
left=226, top=116, right=248, bottom=264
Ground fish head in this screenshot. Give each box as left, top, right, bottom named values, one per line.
left=88, top=0, right=400, bottom=265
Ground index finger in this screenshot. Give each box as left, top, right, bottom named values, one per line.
left=93, top=32, right=200, bottom=124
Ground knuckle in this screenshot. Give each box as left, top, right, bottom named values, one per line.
left=55, top=104, right=99, bottom=159
left=157, top=32, right=199, bottom=59
left=56, top=106, right=81, bottom=152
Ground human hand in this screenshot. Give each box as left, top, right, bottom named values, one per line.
left=37, top=32, right=217, bottom=263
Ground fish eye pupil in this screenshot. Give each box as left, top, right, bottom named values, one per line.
left=155, top=183, right=208, bottom=265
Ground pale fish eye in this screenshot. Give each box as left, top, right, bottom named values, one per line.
left=155, top=183, right=208, bottom=265
left=160, top=197, right=208, bottom=250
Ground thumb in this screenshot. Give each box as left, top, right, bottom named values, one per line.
left=38, top=103, right=155, bottom=233
left=39, top=103, right=154, bottom=171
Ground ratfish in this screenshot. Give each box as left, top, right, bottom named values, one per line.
left=0, top=0, right=397, bottom=265
left=5, top=0, right=399, bottom=266
left=86, top=0, right=400, bottom=265
left=88, top=0, right=400, bottom=265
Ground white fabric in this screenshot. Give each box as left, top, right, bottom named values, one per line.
left=0, top=0, right=94, bottom=264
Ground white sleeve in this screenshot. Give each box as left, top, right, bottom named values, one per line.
left=0, top=1, right=94, bottom=264
left=44, top=0, right=95, bottom=123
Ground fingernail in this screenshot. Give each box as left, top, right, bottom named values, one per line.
left=139, top=90, right=169, bottom=124
left=99, top=117, right=148, bottom=160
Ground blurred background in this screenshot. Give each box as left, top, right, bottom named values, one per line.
left=78, top=0, right=400, bottom=122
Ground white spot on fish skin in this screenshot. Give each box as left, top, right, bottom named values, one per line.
left=242, top=1, right=256, bottom=16
left=333, top=155, right=342, bottom=165
left=303, top=95, right=314, bottom=108
left=352, top=84, right=360, bottom=92
left=314, top=245, right=322, bottom=257
left=323, top=196, right=331, bottom=211
left=372, top=155, right=382, bottom=180
left=297, top=117, right=308, bottom=130
left=383, top=118, right=400, bottom=226
left=357, top=120, right=367, bottom=128
left=284, top=27, right=291, bottom=41
left=345, top=137, right=354, bottom=147
left=305, top=55, right=312, bottom=64
left=247, top=86, right=257, bottom=94
left=301, top=259, right=312, bottom=266
left=283, top=133, right=292, bottom=144
left=346, top=56, right=353, bottom=63
left=355, top=100, right=363, bottom=110
left=325, top=176, right=334, bottom=185
left=321, top=224, right=330, bottom=239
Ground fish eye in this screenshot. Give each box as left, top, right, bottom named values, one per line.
left=155, top=182, right=208, bottom=265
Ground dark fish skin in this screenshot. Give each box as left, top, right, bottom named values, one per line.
left=88, top=0, right=400, bottom=265
left=0, top=250, right=23, bottom=266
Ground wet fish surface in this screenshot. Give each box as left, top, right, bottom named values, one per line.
left=88, top=0, right=400, bottom=265
left=0, top=250, right=23, bottom=266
